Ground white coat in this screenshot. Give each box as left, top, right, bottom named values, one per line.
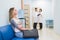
left=32, top=12, right=43, bottom=23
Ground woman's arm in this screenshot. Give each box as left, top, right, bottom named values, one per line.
left=10, top=19, right=29, bottom=31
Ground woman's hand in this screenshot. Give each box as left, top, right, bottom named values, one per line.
left=17, top=25, right=29, bottom=30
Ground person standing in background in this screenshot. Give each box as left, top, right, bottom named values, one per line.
left=33, top=8, right=38, bottom=29
left=38, top=8, right=43, bottom=30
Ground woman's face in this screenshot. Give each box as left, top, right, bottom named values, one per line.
left=12, top=8, right=18, bottom=16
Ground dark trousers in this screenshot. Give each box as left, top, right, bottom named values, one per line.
left=33, top=23, right=43, bottom=29
left=33, top=23, right=37, bottom=29
left=39, top=23, right=43, bottom=29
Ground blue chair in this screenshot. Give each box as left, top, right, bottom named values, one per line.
left=0, top=25, right=36, bottom=40
left=46, top=20, right=54, bottom=28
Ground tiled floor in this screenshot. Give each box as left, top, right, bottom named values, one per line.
left=38, top=27, right=60, bottom=40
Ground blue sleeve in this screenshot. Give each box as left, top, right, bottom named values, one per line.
left=10, top=19, right=18, bottom=28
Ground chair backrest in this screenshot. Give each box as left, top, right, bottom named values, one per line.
left=0, top=25, right=15, bottom=40
left=46, top=20, right=53, bottom=25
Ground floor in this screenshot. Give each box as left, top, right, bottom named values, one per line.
left=38, top=27, right=60, bottom=40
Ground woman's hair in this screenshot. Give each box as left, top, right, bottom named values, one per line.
left=9, top=7, right=14, bottom=21
left=35, top=8, right=37, bottom=10
left=35, top=8, right=37, bottom=11
left=39, top=8, right=42, bottom=12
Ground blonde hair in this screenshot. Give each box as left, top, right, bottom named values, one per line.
left=9, top=7, right=14, bottom=21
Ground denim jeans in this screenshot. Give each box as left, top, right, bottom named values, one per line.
left=15, top=32, right=23, bottom=38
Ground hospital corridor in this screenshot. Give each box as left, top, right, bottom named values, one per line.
left=0, top=0, right=60, bottom=40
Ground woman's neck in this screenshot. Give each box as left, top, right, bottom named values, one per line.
left=13, top=15, right=17, bottom=18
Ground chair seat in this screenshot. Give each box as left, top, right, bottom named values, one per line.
left=12, top=37, right=35, bottom=40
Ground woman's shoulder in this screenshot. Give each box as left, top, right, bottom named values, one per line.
left=10, top=18, right=16, bottom=22
left=11, top=18, right=20, bottom=22
left=11, top=18, right=17, bottom=20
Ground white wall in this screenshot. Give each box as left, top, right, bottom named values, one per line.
left=54, top=0, right=60, bottom=34
left=0, top=0, right=21, bottom=26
